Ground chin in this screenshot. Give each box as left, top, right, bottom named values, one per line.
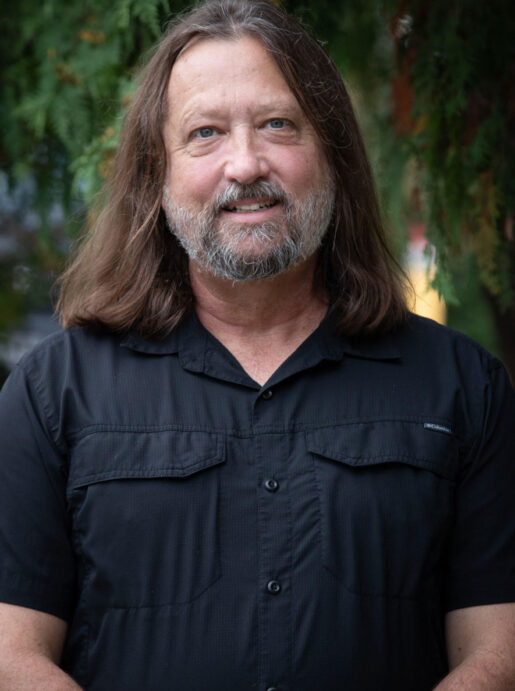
left=220, top=232, right=287, bottom=253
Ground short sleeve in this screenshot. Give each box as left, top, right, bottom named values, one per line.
left=0, top=363, right=76, bottom=620
left=444, top=362, right=515, bottom=612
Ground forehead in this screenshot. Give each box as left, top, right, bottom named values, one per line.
left=166, top=35, right=303, bottom=124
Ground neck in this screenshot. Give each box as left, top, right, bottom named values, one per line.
left=190, top=254, right=328, bottom=337
left=189, top=255, right=328, bottom=385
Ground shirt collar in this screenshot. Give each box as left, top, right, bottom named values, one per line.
left=121, top=311, right=202, bottom=359
left=120, top=308, right=401, bottom=366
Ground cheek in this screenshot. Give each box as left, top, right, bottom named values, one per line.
left=277, top=147, right=328, bottom=195
left=169, top=158, right=221, bottom=207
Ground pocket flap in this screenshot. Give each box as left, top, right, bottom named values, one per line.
left=68, top=430, right=225, bottom=489
left=306, top=420, right=457, bottom=479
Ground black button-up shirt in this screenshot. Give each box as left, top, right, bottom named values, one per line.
left=1, top=312, right=514, bottom=690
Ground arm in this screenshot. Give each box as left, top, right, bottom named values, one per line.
left=0, top=603, right=82, bottom=690
left=0, top=362, right=77, bottom=683
left=437, top=362, right=515, bottom=688
left=434, top=603, right=515, bottom=690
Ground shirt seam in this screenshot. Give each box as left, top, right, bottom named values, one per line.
left=460, top=362, right=499, bottom=476
left=66, top=416, right=470, bottom=443
left=17, top=362, right=67, bottom=454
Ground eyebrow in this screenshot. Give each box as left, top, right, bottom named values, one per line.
left=180, top=100, right=303, bottom=126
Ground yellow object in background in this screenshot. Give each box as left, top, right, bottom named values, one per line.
left=405, top=223, right=447, bottom=325
left=409, top=267, right=447, bottom=324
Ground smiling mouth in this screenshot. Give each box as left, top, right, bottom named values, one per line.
left=223, top=200, right=278, bottom=213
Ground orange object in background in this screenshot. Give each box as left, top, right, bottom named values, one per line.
left=406, top=222, right=446, bottom=325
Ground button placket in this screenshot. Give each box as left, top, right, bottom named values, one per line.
left=253, top=392, right=292, bottom=689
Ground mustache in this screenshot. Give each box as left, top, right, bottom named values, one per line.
left=214, top=181, right=288, bottom=211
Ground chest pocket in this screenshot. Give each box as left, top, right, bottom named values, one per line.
left=307, top=421, right=458, bottom=598
left=67, top=430, right=225, bottom=608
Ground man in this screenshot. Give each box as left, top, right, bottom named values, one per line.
left=0, top=1, right=514, bottom=689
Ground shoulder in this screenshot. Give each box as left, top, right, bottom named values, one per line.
left=7, top=327, right=124, bottom=420
left=397, top=313, right=503, bottom=376
left=401, top=313, right=492, bottom=353
left=1, top=326, right=141, bottom=447
left=17, top=325, right=118, bottom=359
left=377, top=315, right=513, bottom=445
left=15, top=326, right=123, bottom=379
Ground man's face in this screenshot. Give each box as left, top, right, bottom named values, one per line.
left=162, top=35, right=335, bottom=281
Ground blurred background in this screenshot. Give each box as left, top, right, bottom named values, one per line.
left=1, top=0, right=514, bottom=385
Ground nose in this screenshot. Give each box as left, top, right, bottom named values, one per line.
left=223, top=129, right=270, bottom=184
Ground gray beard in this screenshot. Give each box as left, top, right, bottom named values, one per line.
left=162, top=179, right=335, bottom=282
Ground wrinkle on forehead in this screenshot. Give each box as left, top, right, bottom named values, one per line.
left=165, top=36, right=304, bottom=132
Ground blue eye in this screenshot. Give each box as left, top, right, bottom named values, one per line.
left=268, top=119, right=286, bottom=129
left=195, top=127, right=215, bottom=139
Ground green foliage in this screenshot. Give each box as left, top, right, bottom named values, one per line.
left=445, top=253, right=500, bottom=359
left=0, top=0, right=190, bottom=337
left=402, top=0, right=515, bottom=308
left=1, top=0, right=190, bottom=221
left=0, top=223, right=67, bottom=337
left=298, top=0, right=514, bottom=312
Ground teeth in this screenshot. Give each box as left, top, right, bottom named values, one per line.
left=227, top=201, right=275, bottom=212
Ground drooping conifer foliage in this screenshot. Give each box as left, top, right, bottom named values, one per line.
left=390, top=0, right=514, bottom=376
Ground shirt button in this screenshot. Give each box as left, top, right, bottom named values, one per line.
left=261, top=389, right=273, bottom=400
left=267, top=580, right=281, bottom=594
left=264, top=478, right=279, bottom=492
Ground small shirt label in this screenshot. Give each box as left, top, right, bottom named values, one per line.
left=424, top=422, right=453, bottom=435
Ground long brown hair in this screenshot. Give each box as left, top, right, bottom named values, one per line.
left=57, top=0, right=409, bottom=337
